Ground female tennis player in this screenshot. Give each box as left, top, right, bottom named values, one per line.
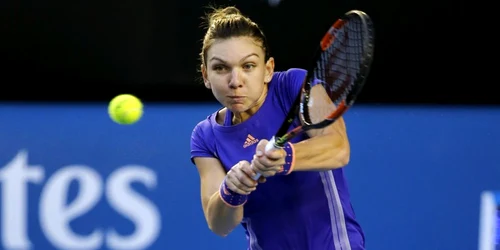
left=190, top=6, right=365, bottom=250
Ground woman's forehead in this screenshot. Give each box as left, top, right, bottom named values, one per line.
left=207, top=37, right=264, bottom=62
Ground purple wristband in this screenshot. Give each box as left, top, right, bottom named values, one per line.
left=276, top=142, right=295, bottom=175
left=219, top=178, right=248, bottom=207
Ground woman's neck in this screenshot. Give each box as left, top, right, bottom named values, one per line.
left=231, top=88, right=268, bottom=125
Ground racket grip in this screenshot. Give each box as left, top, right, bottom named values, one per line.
left=264, top=136, right=280, bottom=152
left=252, top=173, right=261, bottom=180
left=252, top=137, right=280, bottom=181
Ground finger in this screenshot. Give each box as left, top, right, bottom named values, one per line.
left=239, top=160, right=259, bottom=179
left=255, top=140, right=278, bottom=159
left=225, top=175, right=252, bottom=195
left=234, top=174, right=257, bottom=193
left=251, top=154, right=267, bottom=172
left=253, top=154, right=285, bottom=177
left=255, top=139, right=284, bottom=160
left=252, top=158, right=280, bottom=177
left=258, top=176, right=267, bottom=183
left=253, top=163, right=277, bottom=178
left=234, top=163, right=258, bottom=191
left=265, top=148, right=286, bottom=161
left=255, top=141, right=285, bottom=162
left=226, top=162, right=256, bottom=194
left=240, top=161, right=258, bottom=178
left=255, top=139, right=269, bottom=156
left=254, top=154, right=285, bottom=170
left=250, top=159, right=268, bottom=178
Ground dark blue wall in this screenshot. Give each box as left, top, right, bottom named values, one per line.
left=0, top=104, right=498, bottom=250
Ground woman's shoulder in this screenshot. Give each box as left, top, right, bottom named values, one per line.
left=271, top=68, right=307, bottom=83
left=191, top=109, right=220, bottom=135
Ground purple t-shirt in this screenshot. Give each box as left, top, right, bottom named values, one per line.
left=190, top=68, right=365, bottom=250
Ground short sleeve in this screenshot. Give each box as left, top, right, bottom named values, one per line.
left=270, top=68, right=308, bottom=113
left=190, top=120, right=216, bottom=164
left=283, top=68, right=307, bottom=105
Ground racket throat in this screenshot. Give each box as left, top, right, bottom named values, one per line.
left=265, top=136, right=283, bottom=151
left=300, top=91, right=314, bottom=126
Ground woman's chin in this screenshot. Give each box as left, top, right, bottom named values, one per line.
left=228, top=103, right=248, bottom=112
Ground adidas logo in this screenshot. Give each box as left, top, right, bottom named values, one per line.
left=243, top=134, right=259, bottom=148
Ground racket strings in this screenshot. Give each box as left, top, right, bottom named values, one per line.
left=314, top=18, right=365, bottom=105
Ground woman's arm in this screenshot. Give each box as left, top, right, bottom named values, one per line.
left=193, top=157, right=243, bottom=237
left=253, top=83, right=350, bottom=174
left=292, top=121, right=350, bottom=171
left=293, top=83, right=350, bottom=171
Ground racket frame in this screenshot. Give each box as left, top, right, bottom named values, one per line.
left=272, top=9, right=375, bottom=149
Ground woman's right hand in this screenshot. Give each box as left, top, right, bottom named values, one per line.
left=225, top=161, right=266, bottom=195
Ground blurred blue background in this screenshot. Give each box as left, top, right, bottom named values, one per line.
left=0, top=103, right=498, bottom=250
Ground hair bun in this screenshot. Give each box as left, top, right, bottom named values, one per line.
left=221, top=6, right=241, bottom=15
left=208, top=6, right=242, bottom=25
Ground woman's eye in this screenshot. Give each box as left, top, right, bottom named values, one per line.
left=243, top=64, right=255, bottom=70
left=213, top=65, right=227, bottom=72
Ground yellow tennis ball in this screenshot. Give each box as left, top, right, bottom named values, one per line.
left=108, top=94, right=143, bottom=125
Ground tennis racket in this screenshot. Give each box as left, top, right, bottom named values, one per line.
left=253, top=10, right=374, bottom=180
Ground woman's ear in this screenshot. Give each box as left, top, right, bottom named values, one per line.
left=264, top=57, right=275, bottom=83
left=201, top=64, right=211, bottom=89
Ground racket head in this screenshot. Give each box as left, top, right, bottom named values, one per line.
left=270, top=10, right=375, bottom=148
left=300, top=10, right=375, bottom=128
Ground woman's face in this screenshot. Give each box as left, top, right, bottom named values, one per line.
left=202, top=36, right=274, bottom=114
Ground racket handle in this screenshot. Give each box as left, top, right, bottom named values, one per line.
left=253, top=172, right=262, bottom=181
left=264, top=136, right=279, bottom=152
left=252, top=173, right=261, bottom=180
left=252, top=137, right=280, bottom=181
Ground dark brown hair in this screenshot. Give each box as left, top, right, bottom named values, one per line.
left=199, top=6, right=270, bottom=67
